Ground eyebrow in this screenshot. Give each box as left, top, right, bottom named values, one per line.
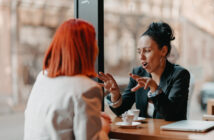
left=137, top=47, right=151, bottom=49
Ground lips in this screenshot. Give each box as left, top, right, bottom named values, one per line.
left=142, top=62, right=148, bottom=69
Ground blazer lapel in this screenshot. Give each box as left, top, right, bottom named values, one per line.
left=159, top=60, right=174, bottom=93
left=138, top=67, right=151, bottom=116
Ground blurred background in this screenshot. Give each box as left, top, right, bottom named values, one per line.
left=1, top=0, right=214, bottom=139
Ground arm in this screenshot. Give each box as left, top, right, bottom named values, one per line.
left=45, top=86, right=109, bottom=140
left=107, top=71, right=137, bottom=116
left=73, top=86, right=109, bottom=140
left=151, top=69, right=190, bottom=121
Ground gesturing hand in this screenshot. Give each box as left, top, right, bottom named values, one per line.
left=97, top=72, right=120, bottom=101
left=129, top=73, right=158, bottom=92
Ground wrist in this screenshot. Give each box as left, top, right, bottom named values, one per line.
left=150, top=85, right=158, bottom=93
left=111, top=93, right=120, bottom=102
left=148, top=86, right=162, bottom=98
left=109, top=94, right=122, bottom=108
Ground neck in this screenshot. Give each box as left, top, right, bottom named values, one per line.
left=151, top=59, right=166, bottom=84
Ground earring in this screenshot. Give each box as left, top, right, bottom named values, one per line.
left=160, top=56, right=163, bottom=64
left=160, top=56, right=165, bottom=67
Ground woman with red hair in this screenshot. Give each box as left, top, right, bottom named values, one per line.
left=24, top=19, right=110, bottom=140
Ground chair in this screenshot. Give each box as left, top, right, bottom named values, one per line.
left=207, top=99, right=214, bottom=115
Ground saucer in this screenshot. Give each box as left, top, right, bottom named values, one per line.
left=115, top=122, right=141, bottom=128
left=133, top=117, right=146, bottom=122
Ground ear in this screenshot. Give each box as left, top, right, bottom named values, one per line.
left=161, top=46, right=168, bottom=57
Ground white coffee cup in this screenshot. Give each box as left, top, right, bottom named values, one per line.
left=122, top=114, right=134, bottom=125
left=129, top=109, right=140, bottom=120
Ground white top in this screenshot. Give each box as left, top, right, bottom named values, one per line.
left=147, top=102, right=154, bottom=117
left=24, top=72, right=108, bottom=140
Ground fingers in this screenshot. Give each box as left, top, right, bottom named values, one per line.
left=130, top=74, right=153, bottom=91
left=98, top=72, right=118, bottom=88
left=129, top=73, right=141, bottom=80
left=101, top=112, right=112, bottom=123
left=144, top=79, right=151, bottom=89
left=101, top=112, right=111, bottom=119
left=98, top=72, right=115, bottom=82
left=130, top=73, right=146, bottom=92
left=131, top=84, right=142, bottom=92
left=106, top=73, right=118, bottom=89
left=130, top=73, right=147, bottom=83
left=98, top=72, right=108, bottom=82
left=101, top=117, right=111, bottom=133
left=98, top=83, right=104, bottom=87
left=106, top=73, right=117, bottom=84
left=97, top=72, right=120, bottom=95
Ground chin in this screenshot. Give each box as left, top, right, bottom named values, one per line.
left=145, top=69, right=152, bottom=74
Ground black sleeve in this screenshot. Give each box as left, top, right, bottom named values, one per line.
left=151, top=69, right=190, bottom=121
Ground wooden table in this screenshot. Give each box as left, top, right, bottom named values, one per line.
left=109, top=117, right=214, bottom=140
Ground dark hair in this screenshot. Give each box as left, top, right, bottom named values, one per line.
left=142, top=22, right=175, bottom=56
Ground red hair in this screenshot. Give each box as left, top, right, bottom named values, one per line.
left=43, top=19, right=98, bottom=77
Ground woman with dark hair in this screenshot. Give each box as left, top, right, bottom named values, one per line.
left=24, top=19, right=110, bottom=140
left=98, top=22, right=190, bottom=121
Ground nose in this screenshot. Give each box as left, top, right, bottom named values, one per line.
left=140, top=52, right=146, bottom=60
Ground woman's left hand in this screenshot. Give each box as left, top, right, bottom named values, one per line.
left=129, top=73, right=158, bottom=92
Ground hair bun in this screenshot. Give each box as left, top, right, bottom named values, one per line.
left=142, top=21, right=175, bottom=56
left=159, top=22, right=175, bottom=42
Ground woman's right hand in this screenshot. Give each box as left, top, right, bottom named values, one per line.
left=100, top=112, right=111, bottom=134
left=97, top=72, right=120, bottom=102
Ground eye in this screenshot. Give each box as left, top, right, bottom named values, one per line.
left=144, top=49, right=151, bottom=53
left=137, top=49, right=141, bottom=54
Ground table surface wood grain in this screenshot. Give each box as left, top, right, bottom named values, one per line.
left=109, top=117, right=214, bottom=140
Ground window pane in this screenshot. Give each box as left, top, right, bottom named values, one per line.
left=104, top=0, right=214, bottom=120
left=0, top=0, right=74, bottom=139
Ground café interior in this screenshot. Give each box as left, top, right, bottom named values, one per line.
left=1, top=0, right=214, bottom=139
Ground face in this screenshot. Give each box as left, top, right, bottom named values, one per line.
left=137, top=35, right=167, bottom=74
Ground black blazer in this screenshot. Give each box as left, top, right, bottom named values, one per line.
left=107, top=60, right=190, bottom=121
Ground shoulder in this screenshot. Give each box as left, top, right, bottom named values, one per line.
left=71, top=76, right=99, bottom=87
left=68, top=77, right=102, bottom=110
left=67, top=75, right=102, bottom=94
left=54, top=76, right=102, bottom=109
left=41, top=74, right=102, bottom=100
left=56, top=75, right=101, bottom=89
left=171, top=64, right=190, bottom=79
left=68, top=76, right=103, bottom=99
